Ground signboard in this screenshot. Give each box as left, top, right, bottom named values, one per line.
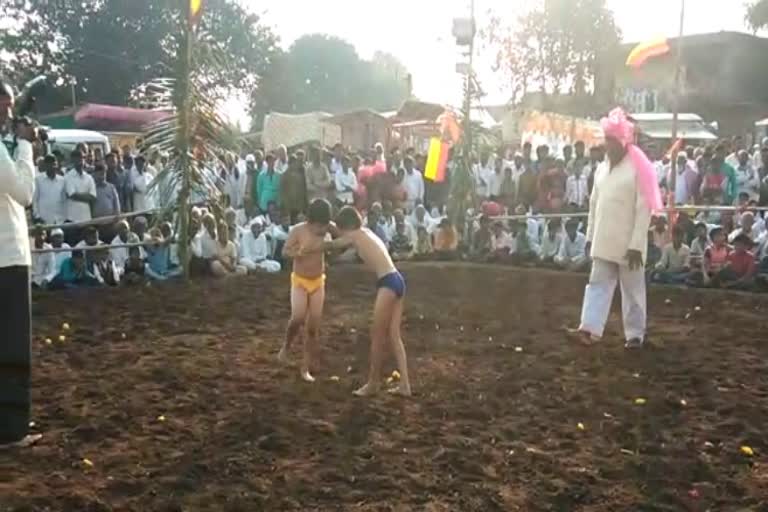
left=519, top=110, right=603, bottom=156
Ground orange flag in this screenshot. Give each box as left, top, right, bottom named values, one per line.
left=626, top=37, right=670, bottom=68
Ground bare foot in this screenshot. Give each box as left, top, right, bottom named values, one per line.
left=565, top=327, right=601, bottom=346
left=300, top=369, right=315, bottom=383
left=388, top=384, right=412, bottom=397
left=0, top=434, right=42, bottom=450
left=353, top=382, right=381, bottom=397
left=277, top=347, right=289, bottom=363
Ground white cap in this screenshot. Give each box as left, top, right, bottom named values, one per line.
left=245, top=154, right=256, bottom=163
left=51, top=228, right=64, bottom=236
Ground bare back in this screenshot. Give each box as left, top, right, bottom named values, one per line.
left=285, top=223, right=326, bottom=278
left=347, top=228, right=397, bottom=278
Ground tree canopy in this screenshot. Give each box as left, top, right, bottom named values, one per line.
left=0, top=0, right=279, bottom=113
left=483, top=0, right=621, bottom=102
left=251, top=34, right=411, bottom=128
left=746, top=0, right=768, bottom=31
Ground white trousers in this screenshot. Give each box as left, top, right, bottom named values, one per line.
left=239, top=258, right=282, bottom=273
left=579, top=258, right=647, bottom=341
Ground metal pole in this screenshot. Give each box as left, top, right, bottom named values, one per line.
left=70, top=82, right=77, bottom=108
left=668, top=0, right=685, bottom=209
left=463, top=0, right=475, bottom=153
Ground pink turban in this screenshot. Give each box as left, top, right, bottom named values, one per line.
left=601, top=108, right=663, bottom=212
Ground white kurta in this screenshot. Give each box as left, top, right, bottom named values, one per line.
left=580, top=154, right=652, bottom=342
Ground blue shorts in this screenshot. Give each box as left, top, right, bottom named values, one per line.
left=377, top=270, right=406, bottom=298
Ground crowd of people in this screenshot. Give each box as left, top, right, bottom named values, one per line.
left=26, top=134, right=768, bottom=293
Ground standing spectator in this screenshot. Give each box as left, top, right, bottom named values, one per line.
left=516, top=160, right=538, bottom=210
left=711, top=143, right=737, bottom=205
left=568, top=141, right=589, bottom=176
left=402, top=156, right=425, bottom=212
left=224, top=155, right=246, bottom=210
left=334, top=155, right=358, bottom=206
left=652, top=225, right=690, bottom=284
left=668, top=152, right=699, bottom=205
left=33, top=155, right=65, bottom=225
left=565, top=161, right=589, bottom=210
left=130, top=155, right=155, bottom=212
left=330, top=143, right=344, bottom=177
left=734, top=149, right=760, bottom=202
left=305, top=146, right=332, bottom=202
left=275, top=145, right=288, bottom=175
left=91, top=163, right=121, bottom=224
left=64, top=150, right=96, bottom=224
left=30, top=226, right=57, bottom=288
left=105, top=150, right=130, bottom=210
left=280, top=155, right=307, bottom=224
left=574, top=108, right=659, bottom=349
left=243, top=152, right=260, bottom=216
left=487, top=158, right=504, bottom=203
left=555, top=219, right=589, bottom=271
left=499, top=164, right=517, bottom=211
left=239, top=219, right=281, bottom=273
left=256, top=154, right=281, bottom=213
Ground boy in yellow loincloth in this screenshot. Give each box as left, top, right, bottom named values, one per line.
left=278, top=199, right=333, bottom=382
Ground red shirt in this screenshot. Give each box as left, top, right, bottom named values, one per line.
left=705, top=245, right=730, bottom=272
left=727, top=249, right=756, bottom=278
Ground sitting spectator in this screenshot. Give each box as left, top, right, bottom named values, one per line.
left=191, top=213, right=220, bottom=276
left=538, top=218, right=563, bottom=266
left=554, top=219, right=589, bottom=271
left=689, top=222, right=710, bottom=270
left=714, top=234, right=757, bottom=290
left=690, top=227, right=731, bottom=287
left=49, top=250, right=100, bottom=289
left=30, top=226, right=57, bottom=288
left=122, top=246, right=147, bottom=286
left=412, top=226, right=433, bottom=260
left=471, top=214, right=493, bottom=259
left=728, top=211, right=760, bottom=244
left=225, top=207, right=244, bottom=250
left=366, top=207, right=389, bottom=246
left=212, top=220, right=247, bottom=277
left=490, top=221, right=513, bottom=262
left=110, top=220, right=140, bottom=274
left=433, top=218, right=459, bottom=260
left=75, top=225, right=102, bottom=272
left=145, top=227, right=182, bottom=280
left=50, top=228, right=71, bottom=271
left=651, top=225, right=691, bottom=284
left=92, top=248, right=120, bottom=286
left=648, top=216, right=671, bottom=267
left=269, top=212, right=292, bottom=264
left=408, top=204, right=435, bottom=234
left=240, top=219, right=281, bottom=273
left=390, top=222, right=414, bottom=261
left=510, top=219, right=539, bottom=264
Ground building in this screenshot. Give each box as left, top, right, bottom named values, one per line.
left=595, top=31, right=768, bottom=136
left=322, top=109, right=390, bottom=151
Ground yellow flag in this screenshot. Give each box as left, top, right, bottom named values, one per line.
left=190, top=0, right=202, bottom=16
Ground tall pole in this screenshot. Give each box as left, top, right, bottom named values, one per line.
left=463, top=0, right=475, bottom=153
left=668, top=0, right=685, bottom=211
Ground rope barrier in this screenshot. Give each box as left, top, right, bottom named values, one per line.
left=483, top=205, right=768, bottom=222
left=32, top=240, right=172, bottom=254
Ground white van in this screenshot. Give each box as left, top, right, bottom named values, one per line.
left=47, top=129, right=111, bottom=158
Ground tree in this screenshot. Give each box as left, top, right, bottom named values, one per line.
left=483, top=0, right=621, bottom=101
left=746, top=0, right=768, bottom=31
left=0, top=0, right=278, bottom=113
left=251, top=34, right=410, bottom=128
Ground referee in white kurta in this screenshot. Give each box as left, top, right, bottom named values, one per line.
left=572, top=108, right=663, bottom=349
left=0, top=80, right=40, bottom=447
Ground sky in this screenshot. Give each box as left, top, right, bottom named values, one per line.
left=227, top=0, right=750, bottom=125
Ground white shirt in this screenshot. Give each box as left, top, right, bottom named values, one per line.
left=111, top=233, right=140, bottom=271
left=52, top=243, right=71, bottom=272
left=130, top=168, right=155, bottom=212
left=487, top=171, right=504, bottom=197
left=225, top=169, right=247, bottom=209
left=0, top=139, right=35, bottom=267
left=402, top=170, right=425, bottom=207
left=565, top=174, right=589, bottom=208
left=330, top=157, right=344, bottom=177
left=557, top=232, right=587, bottom=261
left=241, top=230, right=271, bottom=262
left=734, top=164, right=760, bottom=201
left=31, top=241, right=57, bottom=285
left=491, top=231, right=513, bottom=251
left=587, top=157, right=652, bottom=265
left=64, top=168, right=96, bottom=222
left=33, top=173, right=66, bottom=224
left=335, top=169, right=358, bottom=205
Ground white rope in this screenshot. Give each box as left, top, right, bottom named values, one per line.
left=484, top=205, right=768, bottom=222
left=32, top=240, right=171, bottom=254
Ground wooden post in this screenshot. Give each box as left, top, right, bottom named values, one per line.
left=668, top=0, right=686, bottom=220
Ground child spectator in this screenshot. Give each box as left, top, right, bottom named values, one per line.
left=93, top=248, right=120, bottom=286
left=555, top=218, right=589, bottom=271
left=471, top=214, right=493, bottom=260
left=49, top=227, right=71, bottom=272
left=538, top=218, right=563, bottom=266
left=510, top=219, right=539, bottom=264
left=433, top=218, right=459, bottom=260
left=122, top=246, right=146, bottom=286
left=389, top=222, right=414, bottom=261
left=689, top=222, right=710, bottom=270
left=652, top=225, right=691, bottom=284
left=110, top=220, right=140, bottom=274
left=145, top=227, right=183, bottom=280
left=690, top=227, right=731, bottom=287
left=50, top=250, right=100, bottom=289
left=716, top=234, right=757, bottom=290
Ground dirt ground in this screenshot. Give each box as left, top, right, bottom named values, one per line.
left=2, top=263, right=768, bottom=512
